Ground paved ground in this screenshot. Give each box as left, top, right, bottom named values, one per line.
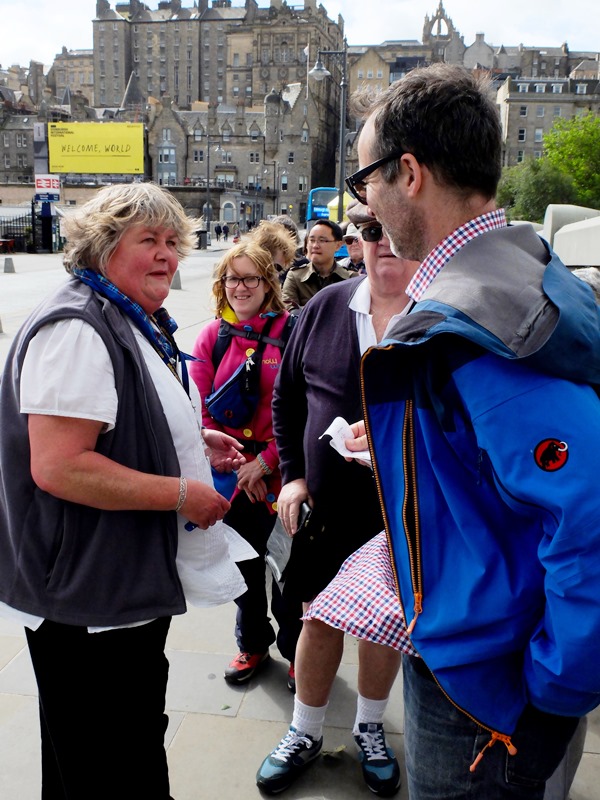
left=0, top=249, right=598, bottom=799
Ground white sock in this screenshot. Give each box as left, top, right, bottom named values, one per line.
left=291, top=697, right=328, bottom=740
left=353, top=694, right=388, bottom=735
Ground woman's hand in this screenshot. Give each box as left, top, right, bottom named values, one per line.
left=278, top=478, right=312, bottom=536
left=236, top=459, right=268, bottom=503
left=344, top=419, right=370, bottom=468
left=202, top=429, right=246, bottom=472
left=180, top=479, right=231, bottom=529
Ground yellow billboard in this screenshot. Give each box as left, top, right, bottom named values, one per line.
left=48, top=123, right=144, bottom=174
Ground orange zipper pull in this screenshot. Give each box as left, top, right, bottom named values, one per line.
left=406, top=592, right=423, bottom=635
left=469, top=732, right=517, bottom=772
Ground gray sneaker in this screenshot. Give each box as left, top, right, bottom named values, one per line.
left=256, top=725, right=322, bottom=794
left=354, top=722, right=401, bottom=797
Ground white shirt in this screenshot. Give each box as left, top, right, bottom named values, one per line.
left=348, top=277, right=411, bottom=352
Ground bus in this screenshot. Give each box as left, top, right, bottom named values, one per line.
left=306, top=187, right=339, bottom=225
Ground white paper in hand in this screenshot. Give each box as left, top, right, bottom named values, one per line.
left=319, top=416, right=371, bottom=464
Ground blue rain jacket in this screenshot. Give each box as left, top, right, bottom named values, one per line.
left=361, top=225, right=600, bottom=736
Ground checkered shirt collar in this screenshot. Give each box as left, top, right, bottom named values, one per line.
left=406, top=208, right=507, bottom=303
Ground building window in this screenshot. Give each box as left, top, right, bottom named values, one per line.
left=193, top=149, right=204, bottom=163
left=17, top=154, right=27, bottom=168
left=519, top=106, right=527, bottom=117
left=576, top=84, right=587, bottom=94
left=535, top=84, right=545, bottom=93
left=221, top=151, right=232, bottom=163
left=251, top=129, right=259, bottom=141
left=534, top=150, right=543, bottom=159
left=357, top=70, right=363, bottom=79
left=158, top=147, right=176, bottom=163
left=553, top=106, right=562, bottom=117
left=518, top=83, right=528, bottom=93
left=536, top=106, right=545, bottom=117
left=223, top=129, right=231, bottom=142
left=552, top=84, right=563, bottom=94
left=517, top=150, right=524, bottom=163
left=534, top=128, right=543, bottom=143
left=288, top=152, right=294, bottom=164
left=301, top=128, right=309, bottom=143
left=518, top=129, right=526, bottom=142
left=232, top=87, right=239, bottom=97
left=3, top=154, right=10, bottom=168
left=377, top=69, right=383, bottom=78
left=298, top=175, right=308, bottom=192
left=162, top=128, right=171, bottom=142
left=281, top=175, right=288, bottom=191
left=367, top=70, right=373, bottom=79
left=16, top=133, right=27, bottom=147
left=3, top=133, right=9, bottom=147
left=249, top=152, right=260, bottom=163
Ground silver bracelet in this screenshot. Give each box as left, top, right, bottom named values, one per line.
left=174, top=476, right=188, bottom=512
left=257, top=454, right=273, bottom=476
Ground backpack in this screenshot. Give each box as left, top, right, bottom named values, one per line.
left=204, top=314, right=296, bottom=428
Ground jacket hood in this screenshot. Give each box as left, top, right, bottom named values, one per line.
left=383, top=225, right=600, bottom=387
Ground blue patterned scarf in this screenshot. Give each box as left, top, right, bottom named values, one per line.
left=73, top=267, right=193, bottom=393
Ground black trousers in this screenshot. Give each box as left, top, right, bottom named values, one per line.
left=225, top=492, right=303, bottom=661
left=26, top=617, right=172, bottom=800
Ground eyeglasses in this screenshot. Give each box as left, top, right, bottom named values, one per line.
left=358, top=223, right=384, bottom=243
left=343, top=236, right=359, bottom=245
left=345, top=149, right=405, bottom=204
left=307, top=237, right=336, bottom=245
left=222, top=275, right=264, bottom=288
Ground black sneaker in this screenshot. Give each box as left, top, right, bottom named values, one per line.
left=354, top=722, right=401, bottom=797
left=224, top=651, right=269, bottom=684
left=256, top=726, right=322, bottom=794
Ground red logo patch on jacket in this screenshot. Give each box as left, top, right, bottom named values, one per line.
left=533, top=439, right=569, bottom=472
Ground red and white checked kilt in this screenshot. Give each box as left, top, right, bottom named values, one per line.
left=303, top=531, right=418, bottom=656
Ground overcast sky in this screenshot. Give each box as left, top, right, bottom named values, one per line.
left=3, top=0, right=599, bottom=69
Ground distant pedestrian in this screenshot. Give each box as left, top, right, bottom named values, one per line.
left=223, top=224, right=230, bottom=241
left=215, top=224, right=222, bottom=242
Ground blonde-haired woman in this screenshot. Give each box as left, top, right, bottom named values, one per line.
left=190, top=240, right=301, bottom=688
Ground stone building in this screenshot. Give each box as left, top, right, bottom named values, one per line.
left=46, top=48, right=95, bottom=107
left=497, top=75, right=600, bottom=166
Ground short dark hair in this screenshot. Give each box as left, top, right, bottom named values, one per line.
left=311, top=219, right=343, bottom=241
left=352, top=64, right=502, bottom=200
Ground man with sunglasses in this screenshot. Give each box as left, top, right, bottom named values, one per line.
left=256, top=205, right=420, bottom=796
left=281, top=219, right=357, bottom=311
left=339, top=223, right=366, bottom=274
left=341, top=63, right=600, bottom=800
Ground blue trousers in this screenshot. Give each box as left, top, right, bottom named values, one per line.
left=402, top=655, right=579, bottom=800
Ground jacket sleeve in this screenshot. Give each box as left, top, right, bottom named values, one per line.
left=189, top=321, right=222, bottom=431
left=282, top=270, right=301, bottom=311
left=468, top=361, right=600, bottom=717
left=272, top=309, right=310, bottom=485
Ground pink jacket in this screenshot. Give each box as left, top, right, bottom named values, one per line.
left=190, top=311, right=289, bottom=510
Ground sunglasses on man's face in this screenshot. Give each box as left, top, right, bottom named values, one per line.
left=345, top=149, right=405, bottom=204
left=343, top=236, right=359, bottom=245
left=358, top=223, right=384, bottom=243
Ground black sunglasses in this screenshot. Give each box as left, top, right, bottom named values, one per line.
left=358, top=223, right=384, bottom=243
left=345, top=149, right=405, bottom=204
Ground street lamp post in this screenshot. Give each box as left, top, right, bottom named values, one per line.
left=309, top=40, right=348, bottom=223
left=205, top=137, right=221, bottom=230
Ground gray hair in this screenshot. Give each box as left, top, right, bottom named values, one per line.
left=572, top=267, right=600, bottom=303
left=61, top=182, right=198, bottom=275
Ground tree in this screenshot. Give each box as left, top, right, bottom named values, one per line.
left=544, top=112, right=600, bottom=210
left=497, top=158, right=576, bottom=224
